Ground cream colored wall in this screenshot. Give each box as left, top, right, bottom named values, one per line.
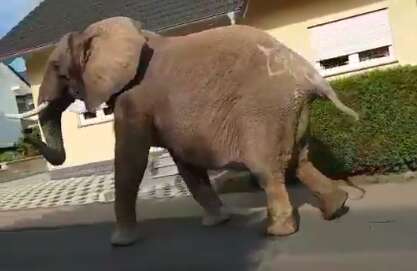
left=388, top=0, right=417, bottom=65
left=244, top=0, right=417, bottom=71
left=25, top=50, right=115, bottom=170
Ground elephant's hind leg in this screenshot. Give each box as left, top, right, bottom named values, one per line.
left=111, top=119, right=151, bottom=246
left=246, top=158, right=297, bottom=235
left=258, top=171, right=298, bottom=236
left=296, top=145, right=349, bottom=220
left=174, top=160, right=230, bottom=226
left=242, top=120, right=298, bottom=236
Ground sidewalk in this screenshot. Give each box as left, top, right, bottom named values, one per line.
left=0, top=172, right=190, bottom=211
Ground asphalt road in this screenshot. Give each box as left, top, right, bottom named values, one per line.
left=1, top=182, right=417, bottom=271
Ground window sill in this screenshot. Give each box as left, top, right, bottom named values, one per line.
left=320, top=57, right=398, bottom=77
left=78, top=115, right=114, bottom=128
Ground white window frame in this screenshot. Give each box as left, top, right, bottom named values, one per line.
left=78, top=104, right=114, bottom=127
left=316, top=45, right=397, bottom=77
left=309, top=8, right=397, bottom=77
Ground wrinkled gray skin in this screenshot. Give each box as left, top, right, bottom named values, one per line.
left=34, top=17, right=358, bottom=246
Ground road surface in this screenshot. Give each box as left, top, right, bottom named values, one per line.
left=1, top=181, right=417, bottom=270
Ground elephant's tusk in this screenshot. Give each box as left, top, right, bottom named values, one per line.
left=5, top=102, right=49, bottom=119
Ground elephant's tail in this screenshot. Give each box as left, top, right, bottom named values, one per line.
left=314, top=77, right=359, bottom=121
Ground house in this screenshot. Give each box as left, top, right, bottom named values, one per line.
left=0, top=63, right=33, bottom=148
left=0, top=0, right=415, bottom=179
left=245, top=0, right=417, bottom=77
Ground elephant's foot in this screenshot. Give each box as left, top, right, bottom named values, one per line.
left=111, top=224, right=139, bottom=246
left=319, top=189, right=349, bottom=220
left=266, top=213, right=298, bottom=236
left=202, top=208, right=231, bottom=226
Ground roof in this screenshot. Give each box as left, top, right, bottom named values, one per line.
left=0, top=0, right=248, bottom=60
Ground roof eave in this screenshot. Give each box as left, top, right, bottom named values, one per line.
left=0, top=43, right=54, bottom=62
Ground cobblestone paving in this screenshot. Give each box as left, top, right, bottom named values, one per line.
left=0, top=173, right=190, bottom=211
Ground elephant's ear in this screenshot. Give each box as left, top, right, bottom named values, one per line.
left=71, top=17, right=147, bottom=112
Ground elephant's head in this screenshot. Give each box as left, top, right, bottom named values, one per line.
left=7, top=17, right=148, bottom=165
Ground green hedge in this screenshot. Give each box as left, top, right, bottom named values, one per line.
left=310, top=65, right=417, bottom=176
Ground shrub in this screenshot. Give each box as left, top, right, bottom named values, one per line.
left=0, top=151, right=18, bottom=163
left=17, top=126, right=41, bottom=157
left=310, top=65, right=417, bottom=176
left=0, top=126, right=41, bottom=163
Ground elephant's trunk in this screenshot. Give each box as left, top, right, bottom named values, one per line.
left=34, top=95, right=74, bottom=166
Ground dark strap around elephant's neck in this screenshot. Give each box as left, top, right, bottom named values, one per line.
left=106, top=43, right=154, bottom=109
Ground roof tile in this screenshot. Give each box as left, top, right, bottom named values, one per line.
left=0, top=0, right=247, bottom=59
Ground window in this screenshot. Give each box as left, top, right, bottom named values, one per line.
left=78, top=103, right=114, bottom=127
left=16, top=94, right=34, bottom=113
left=359, top=46, right=390, bottom=62
left=310, top=9, right=397, bottom=77
left=319, top=55, right=349, bottom=70
left=83, top=112, right=97, bottom=120
left=66, top=100, right=114, bottom=127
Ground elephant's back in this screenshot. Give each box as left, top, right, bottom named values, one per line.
left=146, top=25, right=302, bottom=167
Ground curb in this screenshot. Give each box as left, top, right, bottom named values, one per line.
left=346, top=170, right=417, bottom=185
left=98, top=170, right=417, bottom=204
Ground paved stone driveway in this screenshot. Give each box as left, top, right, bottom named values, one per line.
left=0, top=173, right=190, bottom=211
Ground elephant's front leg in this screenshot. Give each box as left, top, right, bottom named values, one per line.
left=111, top=120, right=151, bottom=246
left=174, top=159, right=231, bottom=226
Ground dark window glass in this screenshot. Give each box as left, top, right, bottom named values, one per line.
left=359, top=46, right=390, bottom=62
left=83, top=112, right=97, bottom=119
left=319, top=55, right=349, bottom=70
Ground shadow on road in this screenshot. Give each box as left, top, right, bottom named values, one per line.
left=1, top=216, right=268, bottom=271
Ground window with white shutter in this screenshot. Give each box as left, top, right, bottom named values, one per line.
left=309, top=9, right=397, bottom=77
left=67, top=100, right=114, bottom=127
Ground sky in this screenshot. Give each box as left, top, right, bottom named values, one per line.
left=0, top=0, right=42, bottom=37
left=0, top=0, right=43, bottom=71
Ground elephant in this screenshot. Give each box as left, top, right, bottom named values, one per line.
left=6, top=16, right=359, bottom=246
